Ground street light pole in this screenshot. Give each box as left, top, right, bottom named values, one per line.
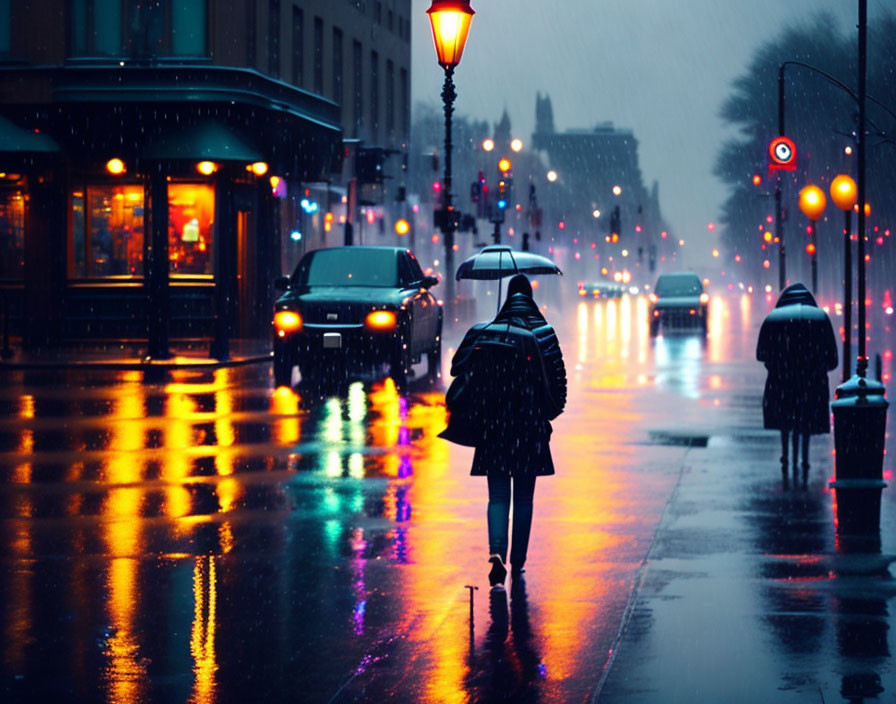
left=856, top=0, right=868, bottom=377
left=830, top=174, right=857, bottom=382
left=776, top=66, right=786, bottom=290
left=440, top=64, right=457, bottom=312
left=427, top=0, right=474, bottom=321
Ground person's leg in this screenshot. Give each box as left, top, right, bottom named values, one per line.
left=487, top=473, right=511, bottom=564
left=780, top=430, right=789, bottom=466
left=801, top=433, right=810, bottom=468
left=509, top=473, right=537, bottom=572
left=791, top=430, right=799, bottom=469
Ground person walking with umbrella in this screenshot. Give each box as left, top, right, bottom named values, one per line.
left=756, top=283, right=838, bottom=474
left=441, top=273, right=566, bottom=586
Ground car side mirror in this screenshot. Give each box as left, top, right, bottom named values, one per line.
left=421, top=275, right=439, bottom=289
left=274, top=276, right=290, bottom=291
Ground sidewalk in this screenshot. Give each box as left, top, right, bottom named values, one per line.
left=0, top=338, right=272, bottom=370
left=594, top=385, right=896, bottom=702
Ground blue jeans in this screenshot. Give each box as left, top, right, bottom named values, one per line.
left=487, top=472, right=537, bottom=570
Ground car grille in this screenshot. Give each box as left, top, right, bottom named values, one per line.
left=299, top=302, right=369, bottom=325
left=660, top=310, right=703, bottom=327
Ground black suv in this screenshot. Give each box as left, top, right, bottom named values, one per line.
left=272, top=246, right=442, bottom=386
left=648, top=272, right=708, bottom=336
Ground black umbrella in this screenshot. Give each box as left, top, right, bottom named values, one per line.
left=455, top=245, right=562, bottom=313
left=455, top=245, right=562, bottom=280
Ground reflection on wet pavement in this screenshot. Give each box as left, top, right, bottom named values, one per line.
left=0, top=291, right=850, bottom=703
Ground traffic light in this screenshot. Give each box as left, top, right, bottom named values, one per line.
left=497, top=179, right=508, bottom=210
left=610, top=205, right=621, bottom=239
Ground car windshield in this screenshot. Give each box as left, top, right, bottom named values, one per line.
left=293, top=249, right=398, bottom=287
left=656, top=276, right=702, bottom=297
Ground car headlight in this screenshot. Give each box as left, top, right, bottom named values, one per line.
left=649, top=293, right=658, bottom=304
left=699, top=293, right=709, bottom=304
left=365, top=310, right=397, bottom=330
left=274, top=310, right=303, bottom=337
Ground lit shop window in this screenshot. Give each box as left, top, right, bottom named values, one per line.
left=71, top=184, right=145, bottom=278
left=168, top=183, right=214, bottom=276
left=0, top=186, right=25, bottom=279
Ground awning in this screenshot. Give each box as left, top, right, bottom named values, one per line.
left=142, top=121, right=263, bottom=162
left=0, top=115, right=59, bottom=154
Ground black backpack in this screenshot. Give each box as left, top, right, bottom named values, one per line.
left=443, top=320, right=550, bottom=446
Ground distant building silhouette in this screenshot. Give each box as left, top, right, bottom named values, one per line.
left=531, top=92, right=674, bottom=275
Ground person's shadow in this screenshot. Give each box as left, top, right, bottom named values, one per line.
left=466, top=578, right=544, bottom=703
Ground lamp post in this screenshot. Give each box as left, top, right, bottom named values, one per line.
left=427, top=0, right=475, bottom=320
left=830, top=174, right=857, bottom=382
left=797, top=184, right=826, bottom=294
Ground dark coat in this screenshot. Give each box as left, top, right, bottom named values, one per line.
left=441, top=293, right=567, bottom=478
left=756, top=285, right=838, bottom=434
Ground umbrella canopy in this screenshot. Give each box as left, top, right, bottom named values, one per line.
left=455, top=245, right=562, bottom=281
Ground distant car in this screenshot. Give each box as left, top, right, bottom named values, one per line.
left=648, top=272, right=708, bottom=336
left=272, top=246, right=442, bottom=386
left=577, top=281, right=624, bottom=299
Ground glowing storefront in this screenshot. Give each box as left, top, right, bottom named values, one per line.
left=0, top=4, right=342, bottom=358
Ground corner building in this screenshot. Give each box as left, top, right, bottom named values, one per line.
left=0, top=0, right=411, bottom=357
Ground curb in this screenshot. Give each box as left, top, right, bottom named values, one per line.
left=0, top=353, right=273, bottom=371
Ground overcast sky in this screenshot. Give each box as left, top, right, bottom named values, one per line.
left=411, top=0, right=888, bottom=266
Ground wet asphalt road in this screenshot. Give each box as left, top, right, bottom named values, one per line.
left=0, top=290, right=891, bottom=703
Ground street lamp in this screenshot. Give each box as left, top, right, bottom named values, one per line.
left=830, top=174, right=857, bottom=381
left=427, top=0, right=475, bottom=318
left=798, top=184, right=826, bottom=293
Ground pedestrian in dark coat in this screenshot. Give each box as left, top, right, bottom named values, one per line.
left=756, top=283, right=838, bottom=470
left=441, top=273, right=566, bottom=587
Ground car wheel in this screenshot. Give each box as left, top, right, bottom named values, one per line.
left=274, top=360, right=293, bottom=387
left=273, top=345, right=295, bottom=387
left=298, top=361, right=319, bottom=386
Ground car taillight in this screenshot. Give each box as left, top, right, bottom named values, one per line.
left=365, top=310, right=397, bottom=330
left=274, top=310, right=302, bottom=336
left=649, top=293, right=658, bottom=303
left=699, top=293, right=709, bottom=304
left=578, top=289, right=587, bottom=297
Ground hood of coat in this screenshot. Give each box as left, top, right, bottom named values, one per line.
left=775, top=283, right=817, bottom=308
left=494, top=292, right=547, bottom=329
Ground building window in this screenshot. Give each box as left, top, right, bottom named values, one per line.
left=71, top=184, right=145, bottom=278
left=352, top=40, right=363, bottom=138
left=313, top=16, right=323, bottom=95
left=387, top=9, right=393, bottom=32
left=171, top=1, right=207, bottom=56
left=0, top=186, right=25, bottom=279
left=370, top=50, right=379, bottom=143
left=168, top=183, right=214, bottom=276
left=123, top=0, right=165, bottom=57
left=67, top=0, right=207, bottom=58
left=292, top=7, right=303, bottom=86
left=0, top=0, right=10, bottom=55
left=375, top=1, right=381, bottom=24
left=400, top=66, right=409, bottom=137
left=332, top=27, right=343, bottom=106
left=386, top=59, right=395, bottom=137
left=386, top=59, right=394, bottom=137
left=92, top=0, right=122, bottom=55
left=268, top=0, right=280, bottom=77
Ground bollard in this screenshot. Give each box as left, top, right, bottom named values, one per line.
left=830, top=375, right=889, bottom=535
